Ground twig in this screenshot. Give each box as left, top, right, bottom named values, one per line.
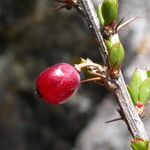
left=80, top=0, right=149, bottom=140
left=80, top=0, right=108, bottom=65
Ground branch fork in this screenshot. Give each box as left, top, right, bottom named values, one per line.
left=75, top=58, right=118, bottom=91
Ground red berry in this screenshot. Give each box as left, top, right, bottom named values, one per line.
left=36, top=63, right=80, bottom=104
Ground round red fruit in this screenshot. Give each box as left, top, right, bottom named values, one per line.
left=36, top=63, right=80, bottom=104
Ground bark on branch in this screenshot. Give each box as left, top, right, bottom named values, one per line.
left=80, top=0, right=149, bottom=140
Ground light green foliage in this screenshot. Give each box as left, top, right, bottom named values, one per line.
left=105, top=34, right=124, bottom=69
left=97, top=5, right=105, bottom=26
left=104, top=39, right=113, bottom=52
left=147, top=71, right=150, bottom=77
left=128, top=69, right=150, bottom=106
left=108, top=42, right=124, bottom=68
left=128, top=69, right=147, bottom=105
left=138, top=78, right=150, bottom=105
left=131, top=138, right=149, bottom=150
left=101, top=0, right=118, bottom=25
left=97, top=0, right=123, bottom=69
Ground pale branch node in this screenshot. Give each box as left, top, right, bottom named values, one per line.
left=80, top=0, right=149, bottom=140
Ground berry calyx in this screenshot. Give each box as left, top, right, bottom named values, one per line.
left=36, top=63, right=81, bottom=105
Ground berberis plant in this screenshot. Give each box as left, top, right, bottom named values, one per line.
left=35, top=0, right=150, bottom=149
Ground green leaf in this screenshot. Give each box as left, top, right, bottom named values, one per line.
left=105, top=33, right=120, bottom=52
left=127, top=85, right=136, bottom=104
left=128, top=69, right=147, bottom=105
left=97, top=4, right=105, bottom=26
left=105, top=34, right=124, bottom=69
left=138, top=78, right=150, bottom=105
left=131, top=138, right=149, bottom=150
left=147, top=71, right=150, bottom=77
left=105, top=39, right=113, bottom=53
left=108, top=42, right=124, bottom=69
left=101, top=0, right=118, bottom=25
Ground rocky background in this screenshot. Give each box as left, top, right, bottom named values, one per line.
left=0, top=0, right=150, bottom=150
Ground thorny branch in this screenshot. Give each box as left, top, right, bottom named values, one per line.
left=80, top=0, right=149, bottom=140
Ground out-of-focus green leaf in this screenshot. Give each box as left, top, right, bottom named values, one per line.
left=131, top=138, right=149, bottom=150
left=128, top=69, right=147, bottom=105
left=138, top=78, right=150, bottom=105
left=147, top=71, right=150, bottom=77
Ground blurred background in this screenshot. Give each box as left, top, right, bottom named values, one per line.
left=0, top=0, right=150, bottom=150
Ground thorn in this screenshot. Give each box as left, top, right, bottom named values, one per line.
left=54, top=0, right=66, bottom=3
left=117, top=16, right=139, bottom=32
left=81, top=77, right=101, bottom=83
left=105, top=117, right=122, bottom=124
left=50, top=5, right=67, bottom=12
left=115, top=17, right=126, bottom=31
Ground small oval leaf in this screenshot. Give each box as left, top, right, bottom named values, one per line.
left=101, top=0, right=118, bottom=25
left=128, top=69, right=147, bottom=105
left=138, top=78, right=150, bottom=105
left=108, top=42, right=124, bottom=69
